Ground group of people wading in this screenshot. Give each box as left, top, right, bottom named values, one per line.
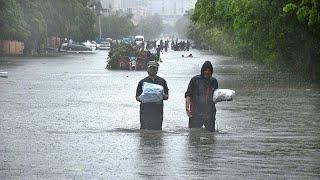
left=136, top=60, right=219, bottom=132
left=147, top=39, right=191, bottom=51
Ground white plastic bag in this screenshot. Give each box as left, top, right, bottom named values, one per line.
left=213, top=89, right=235, bottom=103
left=139, top=82, right=164, bottom=103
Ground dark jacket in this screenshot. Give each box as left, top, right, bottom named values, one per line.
left=185, top=61, right=219, bottom=131
left=136, top=76, right=169, bottom=130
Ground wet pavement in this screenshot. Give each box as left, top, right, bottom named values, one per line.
left=0, top=49, right=319, bottom=179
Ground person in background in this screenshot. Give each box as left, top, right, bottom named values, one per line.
left=136, top=61, right=169, bottom=130
left=182, top=54, right=193, bottom=58
left=187, top=53, right=193, bottom=57
left=156, top=45, right=161, bottom=62
left=145, top=50, right=152, bottom=68
left=185, top=61, right=219, bottom=132
left=186, top=40, right=190, bottom=51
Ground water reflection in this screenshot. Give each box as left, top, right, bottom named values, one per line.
left=1, top=50, right=320, bottom=179
left=183, top=129, right=219, bottom=177
left=188, top=129, right=216, bottom=146
left=136, top=130, right=167, bottom=179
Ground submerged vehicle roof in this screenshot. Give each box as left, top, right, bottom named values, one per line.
left=135, top=35, right=144, bottom=39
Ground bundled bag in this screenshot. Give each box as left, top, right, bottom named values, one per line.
left=213, top=89, right=235, bottom=103
left=139, top=82, right=164, bottom=103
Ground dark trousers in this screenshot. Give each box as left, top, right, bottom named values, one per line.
left=140, top=103, right=163, bottom=130
left=189, top=108, right=216, bottom=132
left=189, top=118, right=215, bottom=132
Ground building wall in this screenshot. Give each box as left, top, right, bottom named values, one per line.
left=100, top=0, right=196, bottom=25
left=0, top=40, right=24, bottom=55
left=101, top=0, right=196, bottom=15
left=147, top=0, right=196, bottom=16
left=101, top=0, right=120, bottom=10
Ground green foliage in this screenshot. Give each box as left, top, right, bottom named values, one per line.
left=0, top=0, right=30, bottom=41
left=136, top=14, right=164, bottom=40
left=150, top=54, right=158, bottom=62
left=283, top=0, right=320, bottom=37
left=48, top=0, right=96, bottom=41
left=0, top=0, right=97, bottom=54
left=100, top=15, right=135, bottom=39
left=192, top=0, right=216, bottom=25
left=175, top=16, right=190, bottom=38
left=187, top=0, right=320, bottom=81
left=107, top=44, right=146, bottom=69
left=186, top=22, right=211, bottom=50
left=17, top=0, right=51, bottom=51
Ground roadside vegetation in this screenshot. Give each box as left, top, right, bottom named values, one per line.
left=186, top=0, right=320, bottom=81
left=0, top=0, right=96, bottom=55
left=0, top=0, right=165, bottom=56
left=136, top=14, right=164, bottom=40
left=100, top=15, right=135, bottom=40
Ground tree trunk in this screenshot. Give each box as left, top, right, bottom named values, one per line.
left=308, top=38, right=319, bottom=82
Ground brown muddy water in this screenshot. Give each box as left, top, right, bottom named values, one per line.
left=0, top=49, right=319, bottom=179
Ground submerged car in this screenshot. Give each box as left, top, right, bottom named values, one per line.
left=61, top=42, right=92, bottom=51
left=134, top=35, right=144, bottom=46
left=91, top=41, right=100, bottom=49
left=82, top=40, right=96, bottom=50
left=121, top=37, right=133, bottom=44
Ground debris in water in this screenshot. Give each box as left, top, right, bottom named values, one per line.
left=0, top=72, right=8, bottom=78
left=199, top=137, right=209, bottom=141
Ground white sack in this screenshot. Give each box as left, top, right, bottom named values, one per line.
left=139, top=82, right=164, bottom=103
left=213, top=89, right=235, bottom=103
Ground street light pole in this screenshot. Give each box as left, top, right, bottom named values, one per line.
left=99, top=14, right=102, bottom=40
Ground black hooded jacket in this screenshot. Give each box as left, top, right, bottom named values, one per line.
left=185, top=61, right=218, bottom=119
left=200, top=60, right=213, bottom=77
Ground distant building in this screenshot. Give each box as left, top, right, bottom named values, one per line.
left=147, top=0, right=197, bottom=25
left=101, top=0, right=121, bottom=10
left=99, top=0, right=196, bottom=25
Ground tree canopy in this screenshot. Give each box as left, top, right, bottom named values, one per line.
left=136, top=14, right=164, bottom=40
left=0, top=0, right=96, bottom=54
left=100, top=15, right=135, bottom=40
left=187, top=0, right=320, bottom=81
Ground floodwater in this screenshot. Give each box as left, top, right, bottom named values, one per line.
left=0, top=49, right=319, bottom=179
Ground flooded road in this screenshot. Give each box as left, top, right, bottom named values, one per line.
left=0, top=49, right=319, bottom=179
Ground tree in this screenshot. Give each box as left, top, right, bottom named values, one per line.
left=0, top=0, right=30, bottom=41
left=175, top=16, right=190, bottom=38
left=283, top=0, right=320, bottom=80
left=1, top=0, right=97, bottom=54
left=48, top=0, right=96, bottom=42
left=136, top=14, right=164, bottom=40
left=17, top=0, right=52, bottom=54
left=188, top=0, right=320, bottom=81
left=283, top=0, right=320, bottom=37
left=100, top=15, right=135, bottom=39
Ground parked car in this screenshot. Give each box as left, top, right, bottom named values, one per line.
left=134, top=35, right=144, bottom=46
left=99, top=41, right=111, bottom=50
left=121, top=37, right=133, bottom=44
left=61, top=42, right=92, bottom=51
left=91, top=41, right=100, bottom=49
left=82, top=40, right=96, bottom=50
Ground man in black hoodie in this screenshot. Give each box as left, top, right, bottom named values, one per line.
left=185, top=61, right=219, bottom=132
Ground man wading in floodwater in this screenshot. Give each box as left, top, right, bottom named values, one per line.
left=136, top=61, right=169, bottom=130
left=185, top=61, right=219, bottom=132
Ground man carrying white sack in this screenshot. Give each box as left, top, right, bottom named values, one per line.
left=136, top=61, right=169, bottom=130
left=185, top=61, right=219, bottom=132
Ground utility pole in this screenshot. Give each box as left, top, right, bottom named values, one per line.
left=99, top=15, right=102, bottom=40
left=93, top=0, right=102, bottom=41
